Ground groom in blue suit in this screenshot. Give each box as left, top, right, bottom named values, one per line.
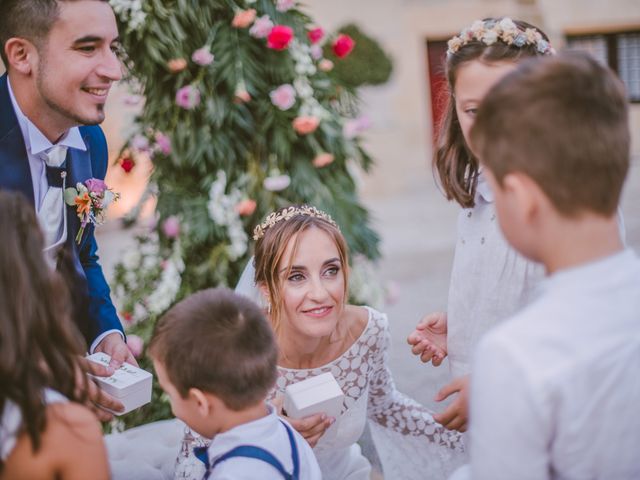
left=1, top=0, right=135, bottom=418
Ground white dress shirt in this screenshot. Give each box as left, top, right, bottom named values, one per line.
left=205, top=404, right=322, bottom=479
left=466, top=249, right=640, bottom=480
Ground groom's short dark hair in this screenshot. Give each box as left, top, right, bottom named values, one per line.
left=148, top=288, right=278, bottom=411
left=0, top=0, right=109, bottom=67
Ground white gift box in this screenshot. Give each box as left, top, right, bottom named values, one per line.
left=86, top=352, right=152, bottom=415
left=284, top=372, right=344, bottom=441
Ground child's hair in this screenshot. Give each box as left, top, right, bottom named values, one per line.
left=434, top=17, right=553, bottom=208
left=470, top=51, right=629, bottom=217
left=253, top=205, right=349, bottom=335
left=0, top=191, right=87, bottom=468
left=148, top=288, right=278, bottom=411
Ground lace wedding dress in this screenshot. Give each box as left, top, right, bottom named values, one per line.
left=174, top=307, right=465, bottom=479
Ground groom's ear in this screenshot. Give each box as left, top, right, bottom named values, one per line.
left=4, top=38, right=36, bottom=75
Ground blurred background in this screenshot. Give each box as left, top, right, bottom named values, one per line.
left=2, top=0, right=638, bottom=409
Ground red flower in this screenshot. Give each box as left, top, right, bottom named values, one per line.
left=267, top=25, right=294, bottom=51
left=120, top=155, right=135, bottom=173
left=333, top=34, right=355, bottom=58
left=307, top=27, right=324, bottom=45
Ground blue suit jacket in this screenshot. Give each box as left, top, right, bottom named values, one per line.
left=0, top=73, right=124, bottom=347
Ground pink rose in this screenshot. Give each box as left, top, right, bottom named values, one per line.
left=175, top=85, right=201, bottom=110
left=267, top=25, right=294, bottom=51
left=312, top=153, right=334, bottom=168
left=276, top=0, right=295, bottom=12
left=333, top=34, right=355, bottom=58
left=249, top=15, right=274, bottom=39
left=120, top=155, right=135, bottom=173
left=318, top=59, right=334, bottom=72
left=235, top=199, right=257, bottom=216
left=292, top=115, right=320, bottom=135
left=161, top=215, right=180, bottom=238
left=269, top=84, right=296, bottom=111
left=131, top=134, right=150, bottom=152
left=154, top=132, right=172, bottom=155
left=234, top=89, right=251, bottom=103
left=307, top=27, right=324, bottom=44
left=85, top=178, right=107, bottom=195
left=192, top=47, right=214, bottom=66
left=232, top=9, right=256, bottom=28
left=343, top=115, right=371, bottom=139
left=167, top=58, right=187, bottom=73
left=126, top=334, right=144, bottom=358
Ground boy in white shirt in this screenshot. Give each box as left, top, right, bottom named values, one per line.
left=148, top=288, right=322, bottom=480
left=460, top=51, right=640, bottom=479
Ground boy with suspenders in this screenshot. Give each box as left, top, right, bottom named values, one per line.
left=148, top=288, right=322, bottom=479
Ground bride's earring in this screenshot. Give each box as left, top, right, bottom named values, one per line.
left=267, top=302, right=272, bottom=315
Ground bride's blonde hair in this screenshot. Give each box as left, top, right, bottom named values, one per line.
left=253, top=205, right=349, bottom=335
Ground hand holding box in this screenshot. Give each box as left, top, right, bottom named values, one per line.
left=86, top=352, right=153, bottom=415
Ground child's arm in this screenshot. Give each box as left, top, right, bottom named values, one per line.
left=406, top=311, right=448, bottom=366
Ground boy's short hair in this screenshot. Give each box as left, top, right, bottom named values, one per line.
left=148, top=288, right=278, bottom=411
left=471, top=51, right=630, bottom=217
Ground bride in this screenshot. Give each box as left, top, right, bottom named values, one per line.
left=177, top=205, right=464, bottom=479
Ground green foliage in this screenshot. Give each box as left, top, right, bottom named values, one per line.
left=326, top=23, right=394, bottom=89
left=109, top=0, right=382, bottom=430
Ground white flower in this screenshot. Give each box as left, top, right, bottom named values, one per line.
left=263, top=174, right=291, bottom=191
left=483, top=30, right=499, bottom=45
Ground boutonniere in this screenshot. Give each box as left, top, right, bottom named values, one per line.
left=64, top=178, right=120, bottom=244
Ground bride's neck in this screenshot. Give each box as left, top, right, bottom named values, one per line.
left=277, top=324, right=348, bottom=370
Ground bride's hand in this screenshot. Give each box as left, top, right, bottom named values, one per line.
left=273, top=395, right=335, bottom=447
left=407, top=311, right=448, bottom=366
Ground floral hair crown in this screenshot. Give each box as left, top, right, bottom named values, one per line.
left=447, top=18, right=555, bottom=58
left=253, top=205, right=339, bottom=241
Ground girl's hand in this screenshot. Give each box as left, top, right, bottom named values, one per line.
left=433, top=375, right=470, bottom=432
left=407, top=311, right=448, bottom=366
left=272, top=395, right=335, bottom=447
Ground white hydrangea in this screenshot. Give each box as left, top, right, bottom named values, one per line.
left=146, top=240, right=185, bottom=315
left=207, top=171, right=249, bottom=260
left=110, top=0, right=146, bottom=31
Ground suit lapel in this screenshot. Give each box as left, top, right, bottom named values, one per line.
left=0, top=74, right=35, bottom=204
left=66, top=135, right=93, bottom=247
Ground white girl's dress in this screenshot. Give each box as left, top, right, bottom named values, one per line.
left=175, top=306, right=465, bottom=479
left=0, top=389, right=67, bottom=462
left=446, top=173, right=544, bottom=380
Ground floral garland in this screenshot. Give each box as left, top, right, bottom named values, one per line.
left=447, top=17, right=554, bottom=58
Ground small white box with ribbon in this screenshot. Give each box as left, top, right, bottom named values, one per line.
left=86, top=352, right=152, bottom=415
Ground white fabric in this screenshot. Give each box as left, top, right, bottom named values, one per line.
left=7, top=77, right=86, bottom=207
left=39, top=145, right=69, bottom=256
left=234, top=256, right=265, bottom=307
left=0, top=389, right=67, bottom=462
left=106, top=418, right=186, bottom=480
left=446, top=173, right=545, bottom=380
left=202, top=405, right=322, bottom=480
left=467, top=249, right=640, bottom=480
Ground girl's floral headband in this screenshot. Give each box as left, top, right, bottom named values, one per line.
left=253, top=205, right=339, bottom=240
left=446, top=18, right=555, bottom=58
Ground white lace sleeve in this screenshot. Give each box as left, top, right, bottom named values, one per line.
left=365, top=308, right=466, bottom=479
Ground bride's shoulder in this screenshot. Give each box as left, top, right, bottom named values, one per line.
left=344, top=305, right=388, bottom=338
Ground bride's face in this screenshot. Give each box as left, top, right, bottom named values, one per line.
left=278, top=226, right=346, bottom=339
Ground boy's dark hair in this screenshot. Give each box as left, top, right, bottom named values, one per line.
left=471, top=51, right=629, bottom=217
left=0, top=0, right=108, bottom=67
left=148, top=288, right=278, bottom=411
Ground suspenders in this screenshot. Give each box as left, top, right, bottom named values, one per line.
left=195, top=420, right=301, bottom=480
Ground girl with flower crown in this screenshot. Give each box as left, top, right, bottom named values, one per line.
left=407, top=17, right=553, bottom=435
left=176, top=205, right=465, bottom=479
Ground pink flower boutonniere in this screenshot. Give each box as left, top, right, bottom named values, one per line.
left=64, top=178, right=119, bottom=243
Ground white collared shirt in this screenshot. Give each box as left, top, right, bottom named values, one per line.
left=467, top=249, right=640, bottom=479
left=205, top=404, right=322, bottom=480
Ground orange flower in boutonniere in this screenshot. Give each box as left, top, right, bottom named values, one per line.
left=64, top=178, right=119, bottom=244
